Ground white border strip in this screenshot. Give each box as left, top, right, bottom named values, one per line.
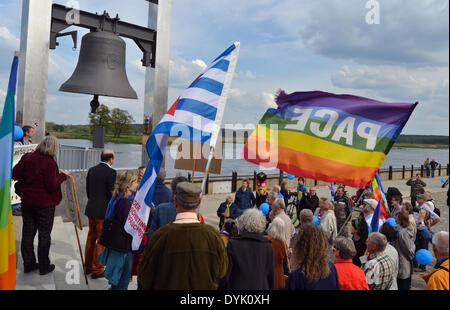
left=209, top=42, right=240, bottom=147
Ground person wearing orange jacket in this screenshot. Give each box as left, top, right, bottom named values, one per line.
left=419, top=228, right=449, bottom=290
left=333, top=236, right=369, bottom=290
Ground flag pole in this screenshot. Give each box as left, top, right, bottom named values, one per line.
left=197, top=42, right=240, bottom=219
left=200, top=148, right=214, bottom=196
left=68, top=175, right=88, bottom=286
left=191, top=159, right=197, bottom=183
left=197, top=146, right=214, bottom=219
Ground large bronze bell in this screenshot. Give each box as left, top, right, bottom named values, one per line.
left=59, top=30, right=138, bottom=113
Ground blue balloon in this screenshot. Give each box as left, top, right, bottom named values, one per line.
left=287, top=174, right=295, bottom=180
left=14, top=126, right=23, bottom=141
left=385, top=218, right=396, bottom=229
left=259, top=203, right=270, bottom=216
left=313, top=216, right=320, bottom=226
left=441, top=178, right=446, bottom=183
left=415, top=249, right=433, bottom=266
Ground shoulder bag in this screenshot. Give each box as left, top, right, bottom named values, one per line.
left=98, top=196, right=132, bottom=253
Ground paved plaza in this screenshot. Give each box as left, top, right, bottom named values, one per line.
left=13, top=176, right=448, bottom=290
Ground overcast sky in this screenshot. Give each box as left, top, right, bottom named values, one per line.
left=0, top=0, right=448, bottom=135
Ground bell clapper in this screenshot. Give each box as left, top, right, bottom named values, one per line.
left=90, top=95, right=100, bottom=114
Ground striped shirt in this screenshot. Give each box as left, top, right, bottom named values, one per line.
left=363, top=251, right=395, bottom=290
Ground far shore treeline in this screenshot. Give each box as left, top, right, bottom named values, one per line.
left=45, top=122, right=449, bottom=148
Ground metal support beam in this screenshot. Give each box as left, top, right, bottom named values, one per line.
left=50, top=3, right=157, bottom=67
left=142, top=0, right=172, bottom=166
left=16, top=0, right=52, bottom=144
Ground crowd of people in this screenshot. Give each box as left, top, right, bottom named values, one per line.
left=12, top=136, right=449, bottom=291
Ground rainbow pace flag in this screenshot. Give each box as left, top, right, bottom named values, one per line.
left=371, top=172, right=390, bottom=220
left=243, top=91, right=417, bottom=188
left=0, top=54, right=19, bottom=290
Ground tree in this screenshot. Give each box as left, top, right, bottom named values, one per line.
left=110, top=108, right=134, bottom=138
left=89, top=104, right=112, bottom=134
left=53, top=124, right=65, bottom=132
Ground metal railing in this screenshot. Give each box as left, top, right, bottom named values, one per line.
left=57, top=145, right=103, bottom=172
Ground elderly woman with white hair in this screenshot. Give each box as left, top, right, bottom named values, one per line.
left=216, top=194, right=238, bottom=230
left=265, top=217, right=290, bottom=289
left=12, top=135, right=70, bottom=275
left=219, top=208, right=274, bottom=290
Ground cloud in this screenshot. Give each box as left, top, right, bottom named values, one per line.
left=228, top=88, right=246, bottom=99
left=1, top=0, right=447, bottom=136
left=0, top=26, right=19, bottom=71
left=330, top=63, right=449, bottom=135
left=331, top=64, right=449, bottom=102
left=192, top=59, right=207, bottom=70
left=299, top=0, right=449, bottom=67
left=261, top=92, right=276, bottom=108
left=0, top=88, right=6, bottom=103
left=169, top=56, right=206, bottom=88
left=0, top=26, right=19, bottom=47
left=130, top=58, right=146, bottom=74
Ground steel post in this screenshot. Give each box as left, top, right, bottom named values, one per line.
left=16, top=0, right=52, bottom=144
left=142, top=0, right=172, bottom=166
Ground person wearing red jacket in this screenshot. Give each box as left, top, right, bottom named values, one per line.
left=12, top=136, right=70, bottom=275
left=333, top=236, right=369, bottom=290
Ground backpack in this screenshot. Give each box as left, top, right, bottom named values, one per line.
left=434, top=207, right=441, bottom=217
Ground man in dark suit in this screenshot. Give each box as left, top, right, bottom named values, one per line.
left=84, top=150, right=116, bottom=278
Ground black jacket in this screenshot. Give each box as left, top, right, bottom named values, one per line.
left=352, top=238, right=367, bottom=268
left=220, top=232, right=274, bottom=290
left=298, top=193, right=319, bottom=214
left=430, top=160, right=439, bottom=170
left=216, top=202, right=239, bottom=230
left=255, top=193, right=268, bottom=208
left=334, top=194, right=352, bottom=218
left=85, top=163, right=117, bottom=219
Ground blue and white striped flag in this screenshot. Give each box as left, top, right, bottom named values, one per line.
left=125, top=43, right=240, bottom=250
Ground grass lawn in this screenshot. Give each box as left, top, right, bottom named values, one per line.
left=50, top=130, right=143, bottom=144
left=393, top=143, right=449, bottom=149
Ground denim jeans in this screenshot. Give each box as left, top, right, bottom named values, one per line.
left=110, top=252, right=134, bottom=290
left=431, top=169, right=435, bottom=178
left=426, top=167, right=431, bottom=177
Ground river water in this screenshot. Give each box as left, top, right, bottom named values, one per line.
left=59, top=139, right=449, bottom=178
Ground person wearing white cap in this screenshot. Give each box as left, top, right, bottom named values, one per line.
left=363, top=199, right=385, bottom=232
